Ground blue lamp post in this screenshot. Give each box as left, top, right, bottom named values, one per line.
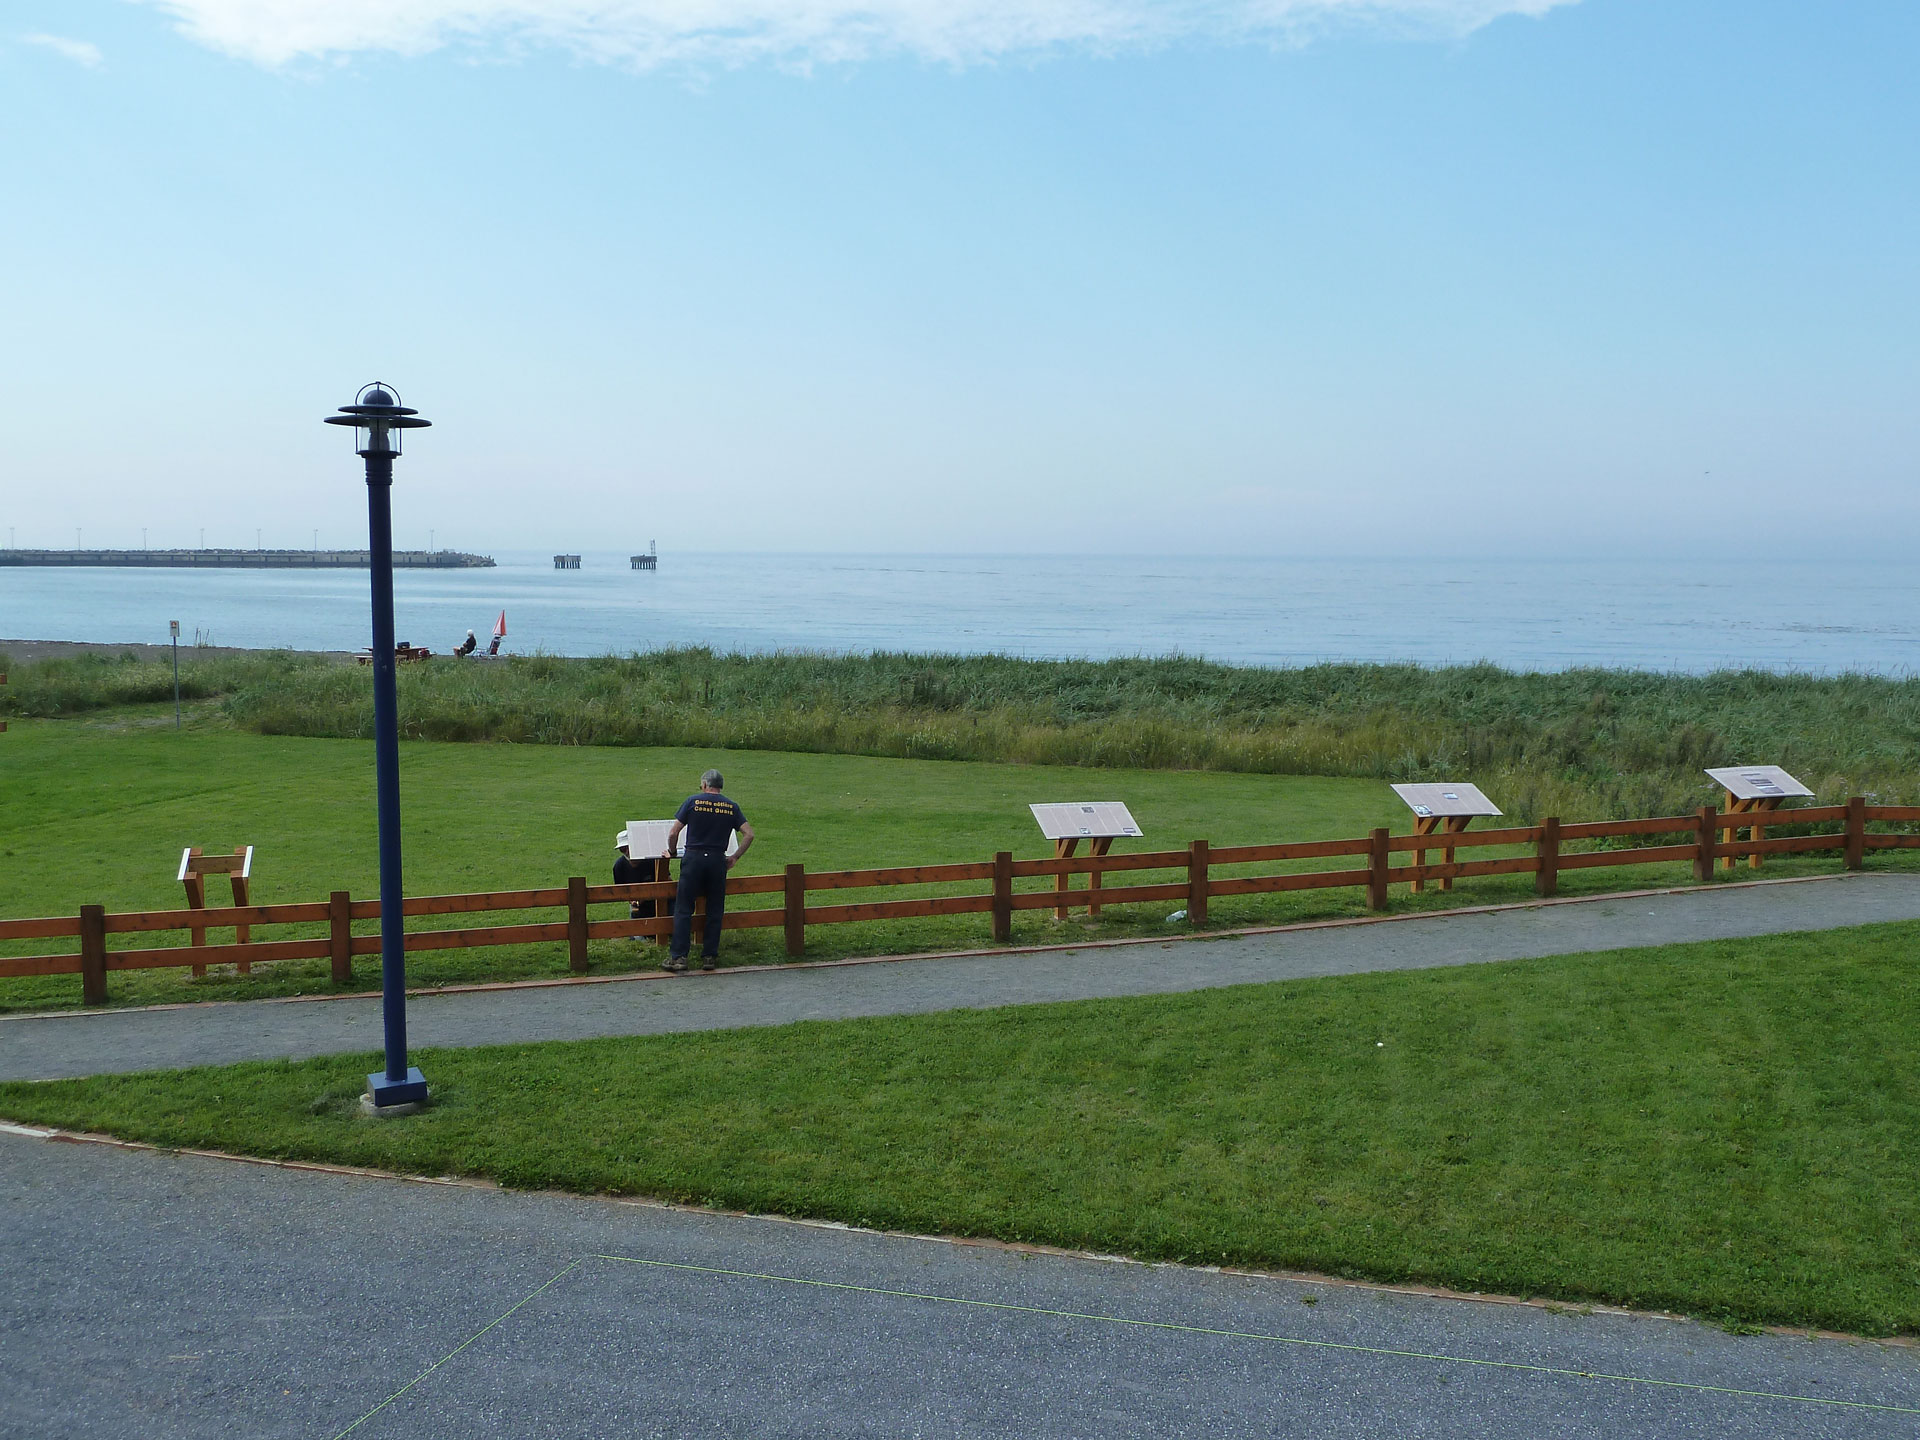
left=326, top=383, right=432, bottom=1110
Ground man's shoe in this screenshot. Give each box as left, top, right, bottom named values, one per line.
left=662, top=956, right=688, bottom=973
left=700, top=957, right=718, bottom=972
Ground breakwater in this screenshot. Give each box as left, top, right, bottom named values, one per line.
left=0, top=549, right=495, bottom=570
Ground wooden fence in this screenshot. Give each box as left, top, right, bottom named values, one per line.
left=5, top=799, right=1917, bottom=1006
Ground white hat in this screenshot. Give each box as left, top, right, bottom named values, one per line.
left=615, top=828, right=630, bottom=850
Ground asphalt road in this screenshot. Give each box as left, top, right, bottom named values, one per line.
left=4, top=872, right=1917, bottom=1083
left=2, top=1127, right=1914, bottom=1440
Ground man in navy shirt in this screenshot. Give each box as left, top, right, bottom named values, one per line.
left=662, top=769, right=755, bottom=972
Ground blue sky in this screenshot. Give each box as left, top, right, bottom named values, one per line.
left=2, top=0, right=1915, bottom=557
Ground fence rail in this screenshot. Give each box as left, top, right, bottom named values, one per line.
left=4, top=798, right=1912, bottom=1005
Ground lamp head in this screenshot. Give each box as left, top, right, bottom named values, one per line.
left=324, top=381, right=431, bottom=458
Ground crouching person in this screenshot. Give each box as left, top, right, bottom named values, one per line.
left=613, top=828, right=659, bottom=942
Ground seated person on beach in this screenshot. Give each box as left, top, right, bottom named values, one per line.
left=612, top=829, right=658, bottom=932
left=453, top=630, right=477, bottom=658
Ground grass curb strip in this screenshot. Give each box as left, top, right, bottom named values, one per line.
left=5, top=924, right=1917, bottom=1337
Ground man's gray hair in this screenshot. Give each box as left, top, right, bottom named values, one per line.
left=701, top=769, right=724, bottom=790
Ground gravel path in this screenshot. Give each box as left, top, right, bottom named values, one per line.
left=1, top=1127, right=1913, bottom=1439
left=3, top=872, right=1915, bottom=1083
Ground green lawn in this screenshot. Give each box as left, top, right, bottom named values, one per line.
left=0, top=707, right=1897, bottom=1011
left=6, top=922, right=1915, bottom=1336
left=14, top=645, right=1920, bottom=824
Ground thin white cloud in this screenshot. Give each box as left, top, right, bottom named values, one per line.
left=132, top=0, right=1577, bottom=69
left=22, top=32, right=105, bottom=66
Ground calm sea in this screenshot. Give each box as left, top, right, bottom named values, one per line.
left=2, top=552, right=1916, bottom=675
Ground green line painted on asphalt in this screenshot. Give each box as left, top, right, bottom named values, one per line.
left=323, top=1250, right=1919, bottom=1433
left=328, top=1258, right=587, bottom=1439
left=595, top=1253, right=1920, bottom=1416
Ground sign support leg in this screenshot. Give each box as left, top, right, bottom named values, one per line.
left=1410, top=816, right=1437, bottom=893
left=1441, top=815, right=1471, bottom=892
left=1053, top=837, right=1078, bottom=920
left=1750, top=798, right=1780, bottom=870
left=1721, top=795, right=1750, bottom=872
left=1087, top=836, right=1111, bottom=918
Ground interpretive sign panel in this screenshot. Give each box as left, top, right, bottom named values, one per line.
left=1029, top=802, right=1143, bottom=920
left=1029, top=802, right=1144, bottom=841
left=1390, top=784, right=1500, bottom=895
left=1705, top=766, right=1811, bottom=873
left=1389, top=783, right=1503, bottom=820
left=623, top=819, right=740, bottom=859
left=1705, top=766, right=1813, bottom=802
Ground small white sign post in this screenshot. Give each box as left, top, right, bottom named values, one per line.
left=1389, top=783, right=1503, bottom=894
left=1704, top=766, right=1813, bottom=871
left=1029, top=802, right=1143, bottom=919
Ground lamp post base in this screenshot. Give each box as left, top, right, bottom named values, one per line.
left=364, top=1067, right=430, bottom=1112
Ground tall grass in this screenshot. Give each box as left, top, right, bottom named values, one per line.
left=0, top=649, right=335, bottom=716
left=9, top=647, right=1920, bottom=820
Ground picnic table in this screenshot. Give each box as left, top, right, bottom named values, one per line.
left=356, top=643, right=432, bottom=665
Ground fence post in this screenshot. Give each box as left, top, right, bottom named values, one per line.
left=651, top=856, right=672, bottom=943
left=79, top=904, right=107, bottom=1006
left=784, top=863, right=806, bottom=958
left=1846, top=795, right=1867, bottom=871
left=1188, top=840, right=1209, bottom=926
left=1535, top=818, right=1559, bottom=898
left=231, top=859, right=252, bottom=977
left=992, top=851, right=1013, bottom=943
left=183, top=847, right=207, bottom=980
left=1367, top=828, right=1390, bottom=911
left=1694, top=807, right=1718, bottom=882
left=329, top=890, right=352, bottom=984
left=567, top=875, right=589, bottom=973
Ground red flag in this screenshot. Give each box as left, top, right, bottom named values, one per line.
left=492, top=610, right=507, bottom=640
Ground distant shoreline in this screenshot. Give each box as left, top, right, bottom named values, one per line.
left=0, top=639, right=357, bottom=665
left=0, top=548, right=494, bottom=570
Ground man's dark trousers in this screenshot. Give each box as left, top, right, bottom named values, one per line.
left=672, top=851, right=729, bottom=961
